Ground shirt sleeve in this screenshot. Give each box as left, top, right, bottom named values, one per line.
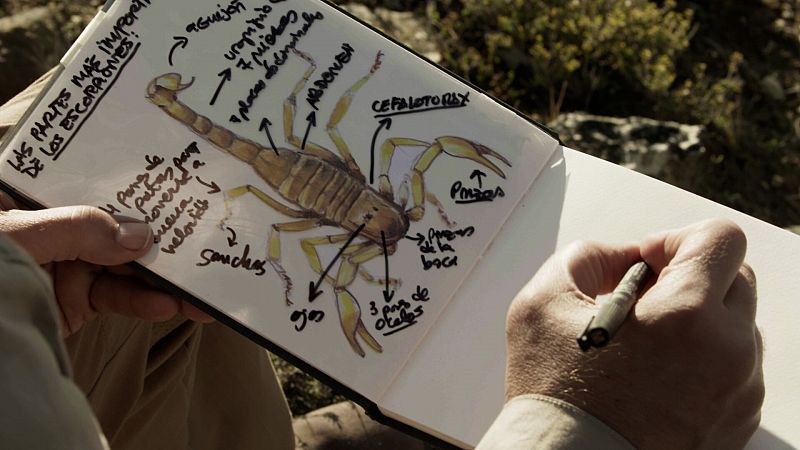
left=0, top=235, right=109, bottom=450
left=475, top=394, right=635, bottom=450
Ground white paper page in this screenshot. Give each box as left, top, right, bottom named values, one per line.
left=0, top=0, right=557, bottom=403
left=380, top=147, right=800, bottom=448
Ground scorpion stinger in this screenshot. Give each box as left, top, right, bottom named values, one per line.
left=146, top=73, right=195, bottom=105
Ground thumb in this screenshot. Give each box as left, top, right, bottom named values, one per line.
left=0, top=206, right=153, bottom=265
left=509, top=240, right=640, bottom=332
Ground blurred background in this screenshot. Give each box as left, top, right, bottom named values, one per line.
left=2, top=0, right=798, bottom=416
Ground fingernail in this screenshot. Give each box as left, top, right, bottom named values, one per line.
left=116, top=222, right=153, bottom=251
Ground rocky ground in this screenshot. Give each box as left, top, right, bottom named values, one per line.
left=1, top=0, right=798, bottom=418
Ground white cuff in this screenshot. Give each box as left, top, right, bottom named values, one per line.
left=476, top=394, right=635, bottom=449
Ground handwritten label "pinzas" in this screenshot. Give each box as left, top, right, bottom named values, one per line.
left=450, top=169, right=505, bottom=204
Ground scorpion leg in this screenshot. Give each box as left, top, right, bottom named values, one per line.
left=300, top=236, right=385, bottom=356
left=335, top=244, right=386, bottom=357
left=424, top=191, right=457, bottom=228
left=219, top=184, right=320, bottom=305
left=357, top=269, right=401, bottom=288
left=378, top=137, right=461, bottom=225
left=283, top=50, right=343, bottom=166
left=356, top=240, right=400, bottom=287
left=336, top=288, right=381, bottom=357
left=301, top=234, right=400, bottom=287
left=378, top=137, right=429, bottom=201
left=220, top=184, right=315, bottom=228
left=299, top=234, right=370, bottom=286
left=405, top=137, right=511, bottom=222
left=267, top=219, right=323, bottom=305
left=326, top=51, right=385, bottom=182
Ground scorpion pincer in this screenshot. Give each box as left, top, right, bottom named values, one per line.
left=145, top=49, right=511, bottom=357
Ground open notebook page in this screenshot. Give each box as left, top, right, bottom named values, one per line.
left=380, top=147, right=800, bottom=448
left=0, top=0, right=558, bottom=405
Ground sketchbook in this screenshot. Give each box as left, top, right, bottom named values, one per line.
left=0, top=0, right=797, bottom=448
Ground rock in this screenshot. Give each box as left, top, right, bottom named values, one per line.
left=760, top=73, right=786, bottom=101
left=339, top=3, right=441, bottom=63
left=549, top=113, right=705, bottom=184
left=0, top=6, right=70, bottom=104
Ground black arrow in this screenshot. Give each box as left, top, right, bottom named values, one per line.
left=470, top=169, right=487, bottom=189
left=196, top=176, right=221, bottom=194
left=226, top=227, right=238, bottom=247
left=210, top=68, right=232, bottom=106
left=405, top=233, right=425, bottom=244
left=168, top=36, right=189, bottom=66
left=369, top=118, right=392, bottom=184
left=381, top=231, right=395, bottom=302
left=308, top=223, right=365, bottom=302
left=301, top=111, right=316, bottom=150
left=259, top=118, right=280, bottom=156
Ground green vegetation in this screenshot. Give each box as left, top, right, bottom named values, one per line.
left=271, top=354, right=346, bottom=415
left=432, top=0, right=700, bottom=121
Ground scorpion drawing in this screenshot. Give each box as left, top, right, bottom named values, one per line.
left=145, top=49, right=511, bottom=357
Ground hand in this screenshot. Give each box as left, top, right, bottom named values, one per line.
left=505, top=219, right=763, bottom=449
left=0, top=196, right=213, bottom=336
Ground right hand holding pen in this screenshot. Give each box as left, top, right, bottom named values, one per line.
left=505, top=219, right=764, bottom=448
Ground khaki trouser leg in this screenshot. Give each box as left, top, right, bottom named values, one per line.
left=65, top=316, right=201, bottom=450
left=0, top=236, right=108, bottom=450
left=1, top=70, right=294, bottom=449
left=66, top=318, right=294, bottom=450
left=190, top=323, right=295, bottom=450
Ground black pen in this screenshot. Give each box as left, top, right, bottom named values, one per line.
left=577, top=261, right=651, bottom=352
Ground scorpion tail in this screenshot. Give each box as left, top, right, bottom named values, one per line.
left=146, top=74, right=264, bottom=164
